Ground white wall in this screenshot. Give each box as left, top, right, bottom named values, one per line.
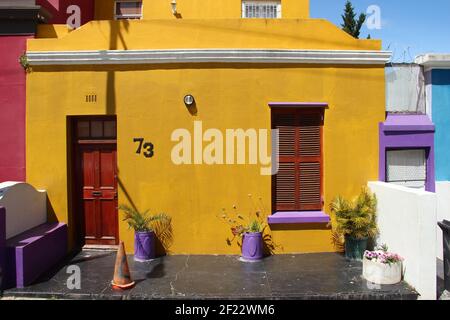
left=436, top=182, right=450, bottom=261
left=368, top=181, right=437, bottom=300
left=0, top=182, right=47, bottom=239
left=386, top=64, right=426, bottom=114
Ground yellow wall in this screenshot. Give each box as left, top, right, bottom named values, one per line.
left=94, top=0, right=309, bottom=20
left=36, top=25, right=73, bottom=39
left=27, top=19, right=385, bottom=255
left=30, top=19, right=380, bottom=51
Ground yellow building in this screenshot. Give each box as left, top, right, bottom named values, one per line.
left=25, top=0, right=390, bottom=255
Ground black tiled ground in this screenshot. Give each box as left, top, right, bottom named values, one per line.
left=1, top=251, right=418, bottom=300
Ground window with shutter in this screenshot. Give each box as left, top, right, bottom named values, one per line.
left=114, top=1, right=143, bottom=20
left=273, top=109, right=323, bottom=211
left=386, top=149, right=427, bottom=189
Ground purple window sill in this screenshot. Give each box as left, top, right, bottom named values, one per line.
left=268, top=102, right=329, bottom=109
left=268, top=211, right=330, bottom=225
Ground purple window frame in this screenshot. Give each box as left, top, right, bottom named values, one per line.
left=267, top=102, right=330, bottom=225
left=379, top=114, right=435, bottom=192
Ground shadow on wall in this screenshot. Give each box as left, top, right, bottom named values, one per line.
left=46, top=195, right=58, bottom=223
left=117, top=168, right=174, bottom=257
left=106, top=21, right=174, bottom=257
left=433, top=70, right=450, bottom=85
left=106, top=20, right=130, bottom=115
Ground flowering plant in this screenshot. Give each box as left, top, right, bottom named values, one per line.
left=217, top=194, right=268, bottom=244
left=364, top=244, right=404, bottom=265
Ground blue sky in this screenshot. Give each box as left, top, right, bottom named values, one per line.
left=310, top=0, right=450, bottom=62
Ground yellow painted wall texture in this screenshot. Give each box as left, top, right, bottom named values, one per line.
left=27, top=18, right=385, bottom=255
left=94, top=0, right=309, bottom=20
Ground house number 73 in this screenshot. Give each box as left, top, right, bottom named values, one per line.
left=133, top=138, right=154, bottom=158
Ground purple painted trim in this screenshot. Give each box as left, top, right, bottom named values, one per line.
left=379, top=114, right=435, bottom=192
left=5, top=222, right=67, bottom=288
left=268, top=102, right=329, bottom=108
left=382, top=125, right=435, bottom=132
left=0, top=207, right=5, bottom=289
left=381, top=114, right=435, bottom=132
left=268, top=211, right=330, bottom=224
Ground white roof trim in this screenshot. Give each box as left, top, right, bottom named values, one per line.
left=415, top=53, right=450, bottom=68
left=26, top=49, right=392, bottom=66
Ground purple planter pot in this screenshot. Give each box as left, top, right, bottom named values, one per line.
left=134, top=231, right=155, bottom=262
left=241, top=232, right=264, bottom=261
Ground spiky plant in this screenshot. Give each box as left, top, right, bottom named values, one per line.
left=248, top=219, right=264, bottom=233
left=330, top=187, right=378, bottom=240
left=119, top=204, right=171, bottom=233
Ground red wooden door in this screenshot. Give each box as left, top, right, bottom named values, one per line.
left=78, top=144, right=118, bottom=245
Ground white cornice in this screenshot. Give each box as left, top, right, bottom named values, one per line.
left=26, top=49, right=392, bottom=66
left=415, top=53, right=450, bottom=69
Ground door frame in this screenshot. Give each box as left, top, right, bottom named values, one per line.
left=68, top=115, right=118, bottom=248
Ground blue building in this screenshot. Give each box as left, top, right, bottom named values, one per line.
left=416, top=54, right=450, bottom=181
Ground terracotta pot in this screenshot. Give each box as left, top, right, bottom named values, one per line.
left=363, top=257, right=402, bottom=285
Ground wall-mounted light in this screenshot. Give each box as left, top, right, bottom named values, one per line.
left=184, top=94, right=195, bottom=106
left=171, top=0, right=177, bottom=15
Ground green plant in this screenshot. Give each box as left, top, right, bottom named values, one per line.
left=218, top=194, right=268, bottom=244
left=329, top=187, right=378, bottom=241
left=119, top=204, right=171, bottom=233
left=341, top=0, right=366, bottom=39
left=19, top=53, right=31, bottom=73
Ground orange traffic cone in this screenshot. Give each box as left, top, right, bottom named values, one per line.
left=111, top=241, right=135, bottom=290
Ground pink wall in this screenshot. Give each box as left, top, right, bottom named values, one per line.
left=36, top=0, right=94, bottom=25
left=0, top=36, right=30, bottom=182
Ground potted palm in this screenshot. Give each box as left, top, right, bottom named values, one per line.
left=119, top=204, right=171, bottom=262
left=330, top=187, right=378, bottom=261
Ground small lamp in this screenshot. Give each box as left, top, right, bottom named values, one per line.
left=184, top=94, right=195, bottom=106
left=171, top=0, right=177, bottom=15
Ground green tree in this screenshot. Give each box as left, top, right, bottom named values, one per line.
left=341, top=1, right=366, bottom=39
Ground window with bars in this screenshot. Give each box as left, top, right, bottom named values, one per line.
left=242, top=1, right=281, bottom=19
left=386, top=149, right=427, bottom=189
left=114, top=1, right=143, bottom=20
left=273, top=109, right=323, bottom=211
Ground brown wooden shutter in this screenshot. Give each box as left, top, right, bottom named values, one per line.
left=273, top=109, right=323, bottom=211
left=274, top=114, right=297, bottom=210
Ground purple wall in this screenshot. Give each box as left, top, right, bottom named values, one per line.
left=379, top=114, right=435, bottom=192
left=5, top=223, right=68, bottom=288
